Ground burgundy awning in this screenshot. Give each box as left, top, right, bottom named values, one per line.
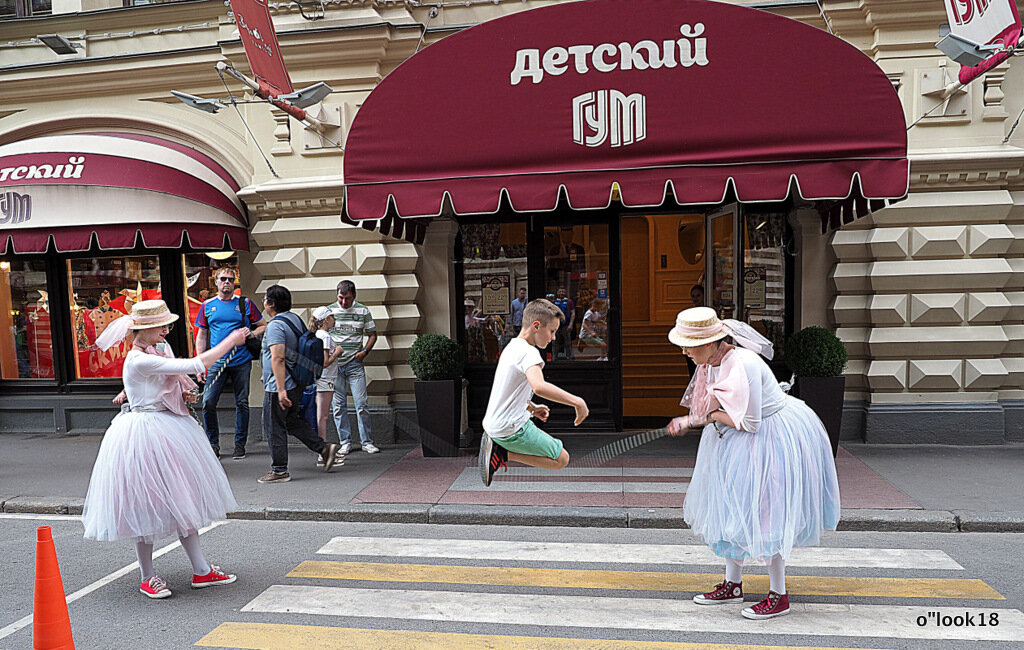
left=0, top=132, right=248, bottom=254
left=343, top=0, right=908, bottom=233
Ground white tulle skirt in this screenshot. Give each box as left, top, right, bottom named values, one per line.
left=82, top=409, right=237, bottom=543
left=683, top=396, right=841, bottom=562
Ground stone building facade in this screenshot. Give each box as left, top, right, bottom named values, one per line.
left=1, top=0, right=1022, bottom=443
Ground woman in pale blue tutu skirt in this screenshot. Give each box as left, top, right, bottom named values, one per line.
left=666, top=307, right=840, bottom=620
left=82, top=300, right=249, bottom=599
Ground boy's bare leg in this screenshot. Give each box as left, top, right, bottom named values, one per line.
left=507, top=448, right=570, bottom=470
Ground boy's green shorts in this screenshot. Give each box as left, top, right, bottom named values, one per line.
left=492, top=419, right=564, bottom=460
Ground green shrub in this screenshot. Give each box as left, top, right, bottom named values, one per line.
left=784, top=326, right=847, bottom=377
left=408, top=333, right=465, bottom=381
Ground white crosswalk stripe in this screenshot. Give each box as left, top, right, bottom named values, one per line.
left=200, top=534, right=1024, bottom=649
left=242, top=585, right=1024, bottom=642
left=316, top=536, right=965, bottom=570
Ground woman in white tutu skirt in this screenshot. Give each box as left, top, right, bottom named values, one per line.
left=666, top=307, right=840, bottom=620
left=82, top=299, right=248, bottom=599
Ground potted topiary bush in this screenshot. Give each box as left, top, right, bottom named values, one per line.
left=784, top=326, right=848, bottom=458
left=408, top=333, right=466, bottom=457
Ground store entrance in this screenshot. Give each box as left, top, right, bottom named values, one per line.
left=620, top=213, right=704, bottom=420
left=460, top=212, right=622, bottom=433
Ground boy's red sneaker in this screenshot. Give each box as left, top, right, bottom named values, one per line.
left=140, top=575, right=172, bottom=599
left=692, top=580, right=743, bottom=604
left=742, top=591, right=790, bottom=619
left=191, top=565, right=237, bottom=589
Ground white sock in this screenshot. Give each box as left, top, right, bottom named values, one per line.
left=725, top=558, right=743, bottom=584
left=766, top=555, right=786, bottom=594
left=135, top=541, right=154, bottom=581
left=179, top=532, right=211, bottom=576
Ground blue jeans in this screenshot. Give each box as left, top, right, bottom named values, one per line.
left=332, top=360, right=373, bottom=445
left=202, top=361, right=251, bottom=452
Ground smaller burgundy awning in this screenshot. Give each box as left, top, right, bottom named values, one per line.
left=344, top=0, right=908, bottom=233
left=0, top=133, right=248, bottom=254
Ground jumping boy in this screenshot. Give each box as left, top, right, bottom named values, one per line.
left=479, top=298, right=589, bottom=486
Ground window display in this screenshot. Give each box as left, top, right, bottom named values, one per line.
left=183, top=253, right=240, bottom=356
left=68, top=256, right=161, bottom=378
left=743, top=210, right=788, bottom=354
left=0, top=258, right=53, bottom=379
left=544, top=224, right=610, bottom=363
left=460, top=223, right=527, bottom=363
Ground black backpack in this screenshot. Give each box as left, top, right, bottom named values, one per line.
left=273, top=313, right=324, bottom=387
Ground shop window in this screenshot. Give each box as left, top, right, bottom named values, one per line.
left=123, top=0, right=186, bottom=5
left=460, top=223, right=527, bottom=364
left=0, top=259, right=53, bottom=379
left=543, top=224, right=611, bottom=363
left=67, top=255, right=161, bottom=379
left=708, top=207, right=737, bottom=320
left=0, top=0, right=49, bottom=18
left=742, top=210, right=788, bottom=354
left=183, top=253, right=241, bottom=356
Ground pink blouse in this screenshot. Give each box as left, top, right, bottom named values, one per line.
left=123, top=348, right=204, bottom=417
left=704, top=347, right=787, bottom=433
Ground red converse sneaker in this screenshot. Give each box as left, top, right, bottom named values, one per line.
left=191, top=565, right=237, bottom=589
left=693, top=580, right=743, bottom=604
left=140, top=575, right=171, bottom=599
left=742, top=591, right=790, bottom=619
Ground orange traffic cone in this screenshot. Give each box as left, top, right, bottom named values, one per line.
left=33, top=525, right=75, bottom=650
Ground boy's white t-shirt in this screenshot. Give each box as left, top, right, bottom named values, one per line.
left=315, top=330, right=339, bottom=381
left=482, top=337, right=544, bottom=438
left=579, top=309, right=602, bottom=338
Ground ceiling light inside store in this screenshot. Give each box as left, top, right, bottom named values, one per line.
left=205, top=251, right=234, bottom=260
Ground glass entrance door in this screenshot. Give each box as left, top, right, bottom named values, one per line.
left=706, top=204, right=739, bottom=319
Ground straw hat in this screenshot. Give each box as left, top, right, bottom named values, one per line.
left=128, top=299, right=179, bottom=330
left=667, top=307, right=729, bottom=348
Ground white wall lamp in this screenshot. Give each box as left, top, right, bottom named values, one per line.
left=935, top=24, right=1001, bottom=66
left=36, top=34, right=82, bottom=56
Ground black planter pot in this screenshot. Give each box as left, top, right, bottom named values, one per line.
left=413, top=379, right=461, bottom=457
left=791, top=375, right=845, bottom=458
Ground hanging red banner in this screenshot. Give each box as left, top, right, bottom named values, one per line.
left=227, top=0, right=295, bottom=97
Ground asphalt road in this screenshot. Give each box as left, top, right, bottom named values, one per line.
left=2, top=515, right=1023, bottom=649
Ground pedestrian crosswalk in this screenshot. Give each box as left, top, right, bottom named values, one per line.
left=196, top=534, right=1024, bottom=648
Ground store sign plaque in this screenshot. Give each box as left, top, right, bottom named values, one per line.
left=481, top=273, right=511, bottom=315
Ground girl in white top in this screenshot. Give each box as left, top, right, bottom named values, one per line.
left=82, top=300, right=249, bottom=600
left=665, top=307, right=840, bottom=620
left=310, top=307, right=345, bottom=450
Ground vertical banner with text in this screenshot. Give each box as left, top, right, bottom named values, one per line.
left=228, top=0, right=294, bottom=97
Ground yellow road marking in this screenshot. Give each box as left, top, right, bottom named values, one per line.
left=287, top=560, right=1004, bottom=600
left=196, top=622, right=887, bottom=650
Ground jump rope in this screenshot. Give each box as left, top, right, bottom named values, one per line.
left=195, top=348, right=681, bottom=476
left=391, top=405, right=677, bottom=481
left=186, top=348, right=237, bottom=424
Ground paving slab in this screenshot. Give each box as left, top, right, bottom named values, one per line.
left=836, top=508, right=958, bottom=533
left=954, top=510, right=1024, bottom=533
left=626, top=507, right=688, bottom=529
left=429, top=504, right=628, bottom=528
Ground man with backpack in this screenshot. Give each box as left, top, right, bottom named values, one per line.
left=194, top=265, right=266, bottom=460
left=258, top=284, right=341, bottom=484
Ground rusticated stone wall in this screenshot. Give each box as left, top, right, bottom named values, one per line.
left=831, top=187, right=1024, bottom=443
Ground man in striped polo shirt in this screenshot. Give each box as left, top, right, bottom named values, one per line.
left=326, top=280, right=379, bottom=454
